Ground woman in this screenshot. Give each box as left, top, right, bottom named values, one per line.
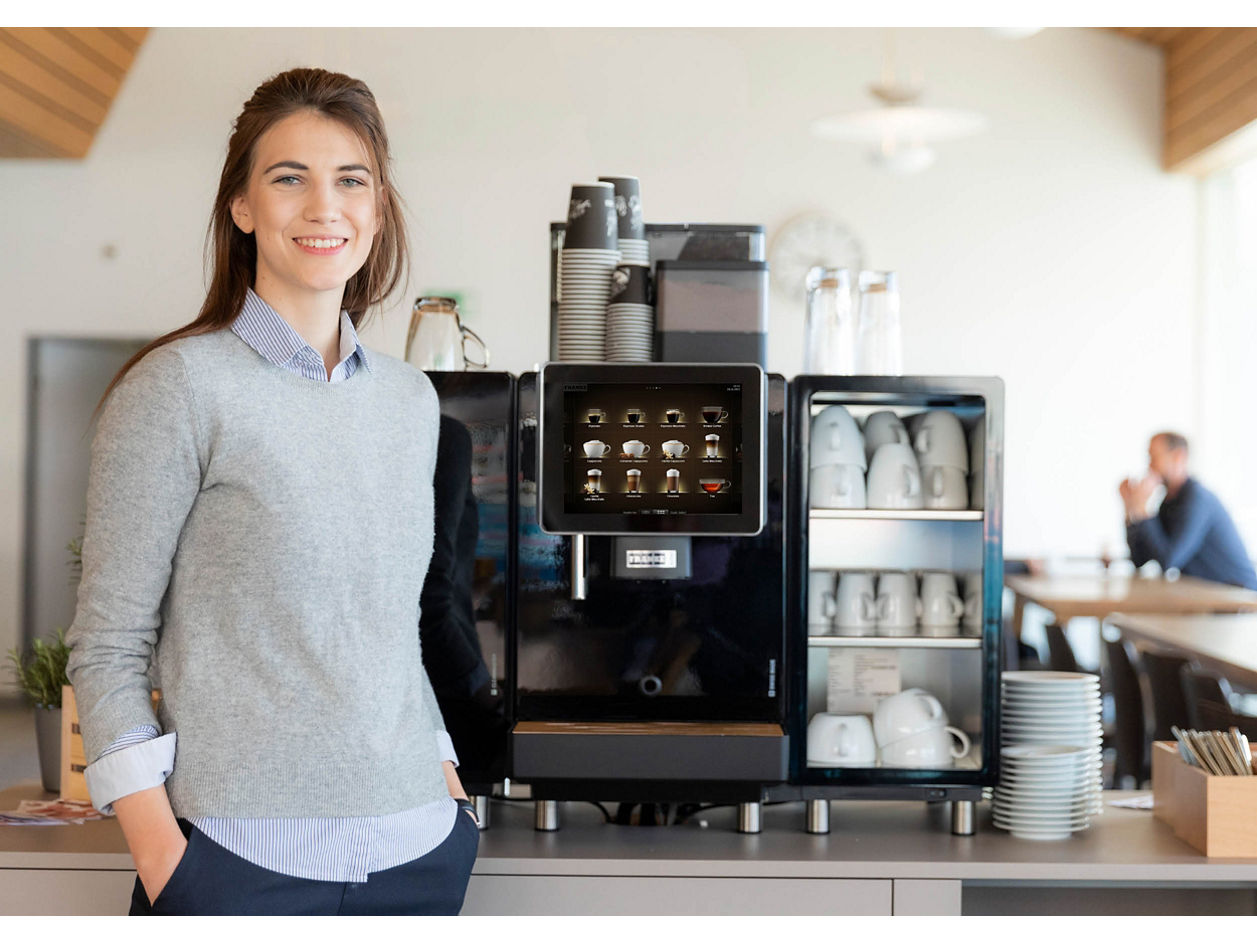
left=66, top=68, right=479, bottom=916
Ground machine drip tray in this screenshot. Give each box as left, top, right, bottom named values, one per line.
left=512, top=721, right=789, bottom=784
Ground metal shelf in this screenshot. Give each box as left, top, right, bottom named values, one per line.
left=809, top=509, right=983, bottom=521
left=806, top=635, right=983, bottom=649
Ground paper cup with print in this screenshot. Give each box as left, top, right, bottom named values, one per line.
left=610, top=264, right=651, bottom=305
left=598, top=175, right=645, bottom=240
left=566, top=183, right=618, bottom=250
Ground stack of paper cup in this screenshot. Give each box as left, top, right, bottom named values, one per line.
left=606, top=264, right=653, bottom=362
left=600, top=175, right=648, bottom=266
left=558, top=182, right=618, bottom=361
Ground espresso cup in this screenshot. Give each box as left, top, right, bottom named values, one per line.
left=866, top=442, right=923, bottom=509
left=962, top=572, right=983, bottom=635
left=626, top=468, right=642, bottom=493
left=583, top=440, right=611, bottom=458
left=699, top=478, right=731, bottom=495
left=705, top=434, right=720, bottom=458
left=808, top=570, right=837, bottom=629
left=662, top=440, right=690, bottom=459
left=876, top=571, right=919, bottom=636
left=834, top=571, right=877, bottom=636
left=622, top=440, right=650, bottom=458
left=969, top=420, right=985, bottom=510
left=808, top=463, right=867, bottom=510
left=879, top=725, right=971, bottom=768
left=665, top=408, right=684, bottom=424
left=587, top=409, right=606, bottom=425
left=921, top=465, right=968, bottom=510
left=912, top=410, right=968, bottom=472
left=565, top=182, right=618, bottom=250
left=809, top=405, right=866, bottom=470
left=585, top=468, right=603, bottom=493
left=807, top=713, right=877, bottom=767
left=863, top=410, right=910, bottom=464
left=701, top=406, right=729, bottom=424
left=666, top=468, right=680, bottom=493
left=873, top=688, right=948, bottom=746
left=919, top=572, right=964, bottom=630
left=625, top=408, right=645, bottom=425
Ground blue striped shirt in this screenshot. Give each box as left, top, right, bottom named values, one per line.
left=83, top=289, right=459, bottom=881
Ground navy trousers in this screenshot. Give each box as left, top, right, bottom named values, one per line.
left=130, top=813, right=479, bottom=915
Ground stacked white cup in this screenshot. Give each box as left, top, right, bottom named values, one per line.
left=913, top=410, right=969, bottom=510
left=809, top=405, right=867, bottom=509
left=874, top=688, right=972, bottom=768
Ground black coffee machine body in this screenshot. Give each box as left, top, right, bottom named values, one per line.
left=509, top=370, right=789, bottom=805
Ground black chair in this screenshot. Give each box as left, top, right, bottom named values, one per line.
left=1043, top=623, right=1082, bottom=673
left=1104, top=637, right=1149, bottom=788
left=1137, top=647, right=1193, bottom=743
left=1181, top=667, right=1235, bottom=730
left=1197, top=699, right=1257, bottom=740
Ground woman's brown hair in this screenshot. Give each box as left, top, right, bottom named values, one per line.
left=95, top=67, right=408, bottom=415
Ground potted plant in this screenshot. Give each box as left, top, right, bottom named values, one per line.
left=6, top=627, right=70, bottom=792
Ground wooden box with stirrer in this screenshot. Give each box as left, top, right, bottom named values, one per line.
left=1152, top=738, right=1257, bottom=856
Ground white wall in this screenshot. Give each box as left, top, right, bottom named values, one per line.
left=2, top=27, right=1201, bottom=657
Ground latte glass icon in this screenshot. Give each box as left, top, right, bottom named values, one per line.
left=666, top=469, right=680, bottom=492
left=626, top=468, right=642, bottom=493
left=585, top=468, right=602, bottom=494
left=705, top=434, right=720, bottom=458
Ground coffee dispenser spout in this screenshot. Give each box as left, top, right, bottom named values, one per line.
left=570, top=533, right=587, bottom=600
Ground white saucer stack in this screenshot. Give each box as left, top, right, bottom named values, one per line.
left=994, top=671, right=1103, bottom=840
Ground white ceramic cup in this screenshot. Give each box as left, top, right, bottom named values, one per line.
left=582, top=440, right=611, bottom=458
left=808, top=570, right=837, bottom=630
left=809, top=463, right=867, bottom=509
left=874, top=688, right=949, bottom=746
left=863, top=410, right=910, bottom=464
left=810, top=405, right=866, bottom=470
left=921, top=465, right=968, bottom=510
left=920, top=572, right=964, bottom=630
left=969, top=420, right=985, bottom=510
left=879, top=725, right=971, bottom=768
left=866, top=442, right=923, bottom=509
left=876, top=571, right=919, bottom=636
left=962, top=572, right=983, bottom=635
left=807, top=713, right=877, bottom=767
left=661, top=440, right=690, bottom=459
left=622, top=440, right=650, bottom=457
left=912, top=410, right=968, bottom=472
left=834, top=571, right=877, bottom=636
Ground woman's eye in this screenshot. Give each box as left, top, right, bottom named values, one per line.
left=273, top=175, right=300, bottom=185
left=341, top=177, right=368, bottom=188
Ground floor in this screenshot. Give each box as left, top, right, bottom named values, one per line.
left=0, top=696, right=41, bottom=792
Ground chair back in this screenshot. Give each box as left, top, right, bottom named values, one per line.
left=1196, top=699, right=1257, bottom=740
left=1044, top=623, right=1081, bottom=673
left=1104, top=637, right=1148, bottom=788
left=1138, top=647, right=1193, bottom=742
left=1181, top=667, right=1234, bottom=730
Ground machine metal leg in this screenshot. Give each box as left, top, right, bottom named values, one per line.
left=473, top=794, right=490, bottom=831
left=737, top=801, right=762, bottom=834
left=806, top=798, right=830, bottom=834
left=534, top=799, right=560, bottom=832
left=951, top=799, right=975, bottom=836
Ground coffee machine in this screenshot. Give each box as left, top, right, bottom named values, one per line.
left=509, top=364, right=789, bottom=831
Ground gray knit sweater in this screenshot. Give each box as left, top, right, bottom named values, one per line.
left=66, top=329, right=447, bottom=818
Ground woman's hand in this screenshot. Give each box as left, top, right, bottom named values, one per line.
left=112, top=784, right=188, bottom=903
left=442, top=760, right=477, bottom=822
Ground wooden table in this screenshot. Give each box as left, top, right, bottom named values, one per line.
left=1106, top=612, right=1257, bottom=692
left=1004, top=573, right=1257, bottom=643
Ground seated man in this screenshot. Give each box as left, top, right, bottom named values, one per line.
left=1120, top=431, right=1257, bottom=590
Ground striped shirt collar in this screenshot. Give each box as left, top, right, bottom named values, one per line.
left=231, top=288, right=372, bottom=378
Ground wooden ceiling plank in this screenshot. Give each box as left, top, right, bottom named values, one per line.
left=112, top=27, right=149, bottom=46
left=1169, top=77, right=1257, bottom=143
left=0, top=79, right=91, bottom=157
left=0, top=121, right=62, bottom=158
left=101, top=27, right=140, bottom=54
left=1167, top=82, right=1257, bottom=166
left=0, top=42, right=109, bottom=126
left=59, top=28, right=132, bottom=75
left=1166, top=27, right=1230, bottom=68
left=1, top=28, right=121, bottom=99
left=1167, top=28, right=1257, bottom=103
left=1166, top=45, right=1257, bottom=133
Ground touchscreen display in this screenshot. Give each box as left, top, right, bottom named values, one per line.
left=563, top=382, right=744, bottom=517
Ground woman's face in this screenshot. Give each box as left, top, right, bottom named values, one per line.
left=230, top=110, right=380, bottom=310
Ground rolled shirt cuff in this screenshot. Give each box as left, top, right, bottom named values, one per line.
left=83, top=732, right=177, bottom=814
left=436, top=730, right=459, bottom=767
